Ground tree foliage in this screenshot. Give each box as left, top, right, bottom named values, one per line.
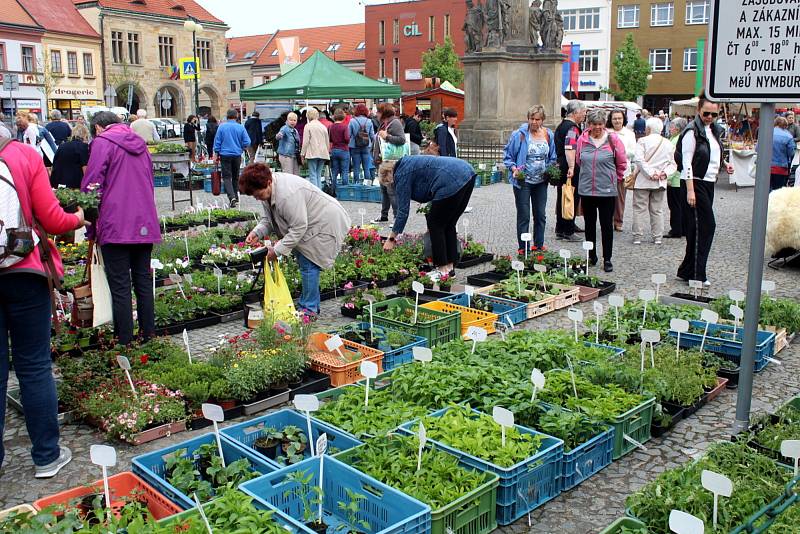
left=421, top=36, right=464, bottom=87
left=610, top=34, right=651, bottom=102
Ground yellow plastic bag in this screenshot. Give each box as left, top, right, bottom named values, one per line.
left=263, top=261, right=296, bottom=321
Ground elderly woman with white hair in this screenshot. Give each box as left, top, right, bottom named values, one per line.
left=631, top=117, right=677, bottom=245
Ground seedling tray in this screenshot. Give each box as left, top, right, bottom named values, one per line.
left=669, top=320, right=776, bottom=372
left=421, top=301, right=499, bottom=336
left=332, top=322, right=426, bottom=371
left=456, top=253, right=495, bottom=269
left=307, top=332, right=384, bottom=387
left=370, top=298, right=461, bottom=347
left=441, top=293, right=528, bottom=326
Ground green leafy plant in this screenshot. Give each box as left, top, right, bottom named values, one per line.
left=166, top=443, right=261, bottom=503
left=316, top=387, right=429, bottom=438
left=336, top=489, right=370, bottom=533
left=284, top=469, right=324, bottom=526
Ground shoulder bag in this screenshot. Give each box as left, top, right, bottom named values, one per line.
left=626, top=137, right=665, bottom=190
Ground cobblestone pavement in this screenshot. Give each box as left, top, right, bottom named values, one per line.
left=2, top=179, right=799, bottom=534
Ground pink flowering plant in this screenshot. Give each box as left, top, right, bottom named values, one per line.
left=342, top=288, right=386, bottom=312
left=78, top=378, right=186, bottom=443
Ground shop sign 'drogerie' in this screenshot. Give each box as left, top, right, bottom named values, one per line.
left=708, top=0, right=800, bottom=101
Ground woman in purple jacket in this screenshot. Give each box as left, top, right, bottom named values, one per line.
left=82, top=111, right=161, bottom=345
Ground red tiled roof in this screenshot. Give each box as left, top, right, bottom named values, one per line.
left=254, top=23, right=365, bottom=67
left=73, top=0, right=224, bottom=25
left=227, top=34, right=272, bottom=63
left=0, top=0, right=41, bottom=29
left=18, top=0, right=99, bottom=38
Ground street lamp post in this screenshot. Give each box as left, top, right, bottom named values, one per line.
left=184, top=19, right=203, bottom=118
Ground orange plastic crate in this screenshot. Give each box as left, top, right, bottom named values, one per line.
left=421, top=301, right=499, bottom=335
left=307, top=332, right=384, bottom=387
left=33, top=471, right=181, bottom=521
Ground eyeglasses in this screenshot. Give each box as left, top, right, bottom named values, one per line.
left=702, top=111, right=719, bottom=118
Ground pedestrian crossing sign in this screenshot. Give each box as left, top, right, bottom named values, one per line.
left=179, top=57, right=200, bottom=79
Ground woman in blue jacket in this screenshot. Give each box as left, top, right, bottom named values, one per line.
left=380, top=156, right=475, bottom=277
left=503, top=105, right=557, bottom=251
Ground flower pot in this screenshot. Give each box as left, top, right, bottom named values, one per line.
left=307, top=521, right=329, bottom=534
left=83, top=207, right=99, bottom=224
left=129, top=420, right=186, bottom=446
left=253, top=437, right=281, bottom=459
left=242, top=388, right=290, bottom=416
left=717, top=366, right=740, bottom=389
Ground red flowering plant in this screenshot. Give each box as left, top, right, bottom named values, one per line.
left=341, top=288, right=386, bottom=312
left=345, top=226, right=381, bottom=248
left=460, top=235, right=487, bottom=259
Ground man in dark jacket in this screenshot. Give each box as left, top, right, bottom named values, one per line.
left=45, top=110, right=71, bottom=146
left=405, top=109, right=423, bottom=155
left=434, top=108, right=458, bottom=157
left=244, top=111, right=263, bottom=161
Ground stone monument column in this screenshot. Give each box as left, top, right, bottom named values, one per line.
left=459, top=0, right=566, bottom=144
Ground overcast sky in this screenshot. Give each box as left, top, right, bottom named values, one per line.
left=195, top=0, right=369, bottom=36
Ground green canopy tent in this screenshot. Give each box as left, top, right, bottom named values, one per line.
left=239, top=50, right=401, bottom=101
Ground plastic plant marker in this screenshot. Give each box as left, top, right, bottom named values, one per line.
left=115, top=355, right=137, bottom=398
left=170, top=272, right=188, bottom=300
left=641, top=330, right=660, bottom=368
left=324, top=334, right=346, bottom=360
left=150, top=259, right=164, bottom=298
left=780, top=440, right=800, bottom=477
left=609, top=294, right=624, bottom=331
left=701, top=470, right=733, bottom=529
left=182, top=329, right=192, bottom=364
left=360, top=360, right=379, bottom=408
left=699, top=309, right=720, bottom=353
left=161, top=216, right=166, bottom=234
left=293, top=395, right=320, bottom=458
left=506, top=314, right=515, bottom=329
left=412, top=346, right=433, bottom=363
left=729, top=289, right=745, bottom=308
left=493, top=406, right=514, bottom=448
left=511, top=260, right=525, bottom=295
left=669, top=510, right=704, bottom=534
left=184, top=273, right=193, bottom=286
left=358, top=208, right=366, bottom=227
left=90, top=444, right=117, bottom=513
left=567, top=308, right=583, bottom=342
left=671, top=318, right=690, bottom=359
left=593, top=301, right=604, bottom=344
left=202, top=403, right=227, bottom=468
left=464, top=285, right=475, bottom=307
left=466, top=326, right=488, bottom=354
left=213, top=267, right=223, bottom=295
left=582, top=241, right=594, bottom=274
left=689, top=279, right=703, bottom=298
left=315, top=433, right=327, bottom=523
left=463, top=218, right=470, bottom=236
left=639, top=289, right=656, bottom=326
left=363, top=294, right=376, bottom=332
left=622, top=433, right=648, bottom=452
left=207, top=208, right=212, bottom=229
left=184, top=231, right=190, bottom=259
left=533, top=263, right=548, bottom=291
left=565, top=355, right=579, bottom=399
left=192, top=493, right=214, bottom=534
left=559, top=249, right=572, bottom=276
left=652, top=273, right=666, bottom=300
left=417, top=422, right=427, bottom=472
left=530, top=368, right=545, bottom=402
left=761, top=279, right=776, bottom=296
left=412, top=281, right=425, bottom=324
left=730, top=304, right=744, bottom=340
left=521, top=233, right=532, bottom=260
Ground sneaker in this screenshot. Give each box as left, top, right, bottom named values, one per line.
left=35, top=446, right=72, bottom=479
left=633, top=239, right=642, bottom=245
left=229, top=198, right=238, bottom=208
left=371, top=217, right=389, bottom=223
left=703, top=280, right=711, bottom=288
left=464, top=206, right=473, bottom=213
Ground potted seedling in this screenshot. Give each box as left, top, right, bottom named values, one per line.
left=253, top=427, right=283, bottom=459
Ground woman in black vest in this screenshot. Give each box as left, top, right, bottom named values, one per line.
left=676, top=95, right=734, bottom=286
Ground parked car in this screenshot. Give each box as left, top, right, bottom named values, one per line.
left=160, top=118, right=183, bottom=138
left=149, top=119, right=170, bottom=139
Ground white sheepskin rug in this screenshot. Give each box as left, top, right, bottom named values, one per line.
left=766, top=187, right=800, bottom=257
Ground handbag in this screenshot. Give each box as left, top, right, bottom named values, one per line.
left=263, top=260, right=296, bottom=321
left=91, top=246, right=113, bottom=327
left=211, top=164, right=222, bottom=196
left=562, top=177, right=575, bottom=220
left=626, top=137, right=665, bottom=190
left=71, top=242, right=94, bottom=327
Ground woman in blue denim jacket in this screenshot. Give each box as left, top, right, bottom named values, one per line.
left=503, top=105, right=557, bottom=251
left=275, top=112, right=300, bottom=175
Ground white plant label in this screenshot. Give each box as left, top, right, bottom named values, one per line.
left=316, top=432, right=328, bottom=456
left=90, top=444, right=117, bottom=512
left=464, top=285, right=475, bottom=307
left=213, top=267, right=223, bottom=295
left=521, top=233, right=532, bottom=259
left=150, top=259, right=164, bottom=270
left=669, top=510, right=704, bottom=534
left=652, top=273, right=666, bottom=300
left=582, top=241, right=593, bottom=273
left=533, top=263, right=548, bottom=291
left=492, top=406, right=514, bottom=447
left=729, top=289, right=745, bottom=307
left=294, top=394, right=319, bottom=458
left=608, top=294, right=624, bottom=331
left=671, top=318, right=690, bottom=359
left=184, top=231, right=190, bottom=259
left=567, top=308, right=583, bottom=341
left=689, top=279, right=703, bottom=297
left=730, top=304, right=744, bottom=340
left=699, top=309, right=719, bottom=353
left=559, top=249, right=572, bottom=276
left=702, top=470, right=733, bottom=529
left=781, top=440, right=800, bottom=477
left=417, top=422, right=427, bottom=472
left=761, top=280, right=776, bottom=296
left=116, top=355, right=137, bottom=397
left=202, top=403, right=227, bottom=468
left=412, top=346, right=433, bottom=363
left=324, top=334, right=345, bottom=359
left=364, top=294, right=376, bottom=331
left=641, top=329, right=660, bottom=370
left=361, top=360, right=379, bottom=407
left=565, top=355, right=579, bottom=399
left=639, top=289, right=656, bottom=326
left=593, top=301, right=604, bottom=343
left=511, top=260, right=525, bottom=272
left=184, top=273, right=193, bottom=286
left=530, top=368, right=545, bottom=401
left=412, top=281, right=425, bottom=294
left=182, top=328, right=192, bottom=364
left=316, top=433, right=327, bottom=522
left=466, top=326, right=488, bottom=354
left=168, top=273, right=183, bottom=284
left=358, top=208, right=366, bottom=227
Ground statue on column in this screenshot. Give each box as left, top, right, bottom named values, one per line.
left=540, top=0, right=564, bottom=50
left=463, top=0, right=485, bottom=53
left=528, top=0, right=542, bottom=47
left=484, top=0, right=511, bottom=48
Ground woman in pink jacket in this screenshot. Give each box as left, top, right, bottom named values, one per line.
left=0, top=138, right=85, bottom=479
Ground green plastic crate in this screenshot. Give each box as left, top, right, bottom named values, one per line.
left=610, top=397, right=656, bottom=460
left=336, top=438, right=499, bottom=534
left=599, top=517, right=648, bottom=533
left=369, top=297, right=461, bottom=347
left=780, top=396, right=800, bottom=413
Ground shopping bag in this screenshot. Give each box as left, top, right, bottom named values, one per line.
left=380, top=137, right=410, bottom=161
left=562, top=177, right=575, bottom=220
left=211, top=165, right=222, bottom=196
left=70, top=242, right=94, bottom=327
left=91, top=246, right=113, bottom=327
left=263, top=260, right=296, bottom=321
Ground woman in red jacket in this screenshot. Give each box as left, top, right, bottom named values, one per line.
left=0, top=139, right=85, bottom=479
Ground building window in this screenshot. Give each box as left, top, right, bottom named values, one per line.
left=356, top=41, right=365, bottom=50
left=326, top=43, right=341, bottom=52
left=685, top=0, right=709, bottom=24
left=271, top=49, right=278, bottom=56
left=21, top=46, right=34, bottom=72
left=67, top=51, right=78, bottom=75
left=393, top=19, right=399, bottom=45
left=617, top=5, right=640, bottom=28
left=378, top=20, right=385, bottom=46
left=578, top=49, right=599, bottom=72
left=230, top=80, right=236, bottom=92
left=562, top=8, right=601, bottom=31
left=50, top=50, right=62, bottom=73
left=379, top=58, right=385, bottom=78
left=158, top=36, right=175, bottom=67
left=444, top=14, right=451, bottom=36
left=649, top=48, right=672, bottom=71
left=683, top=48, right=698, bottom=71
left=428, top=15, right=435, bottom=42
left=239, top=79, right=245, bottom=90
left=650, top=3, right=674, bottom=26
left=197, top=39, right=212, bottom=69
left=111, top=31, right=124, bottom=63
left=243, top=51, right=255, bottom=59
left=0, top=43, right=5, bottom=71
left=83, top=53, right=94, bottom=76
left=393, top=57, right=399, bottom=82
left=299, top=46, right=308, bottom=54
left=127, top=32, right=141, bottom=64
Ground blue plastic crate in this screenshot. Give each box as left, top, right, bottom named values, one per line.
left=132, top=432, right=275, bottom=510
left=337, top=185, right=359, bottom=202
left=669, top=320, right=776, bottom=372
left=154, top=174, right=171, bottom=187
left=240, top=455, right=431, bottom=534
left=441, top=293, right=527, bottom=326
left=473, top=175, right=482, bottom=188
left=220, top=408, right=362, bottom=468
left=398, top=407, right=563, bottom=526
left=491, top=171, right=502, bottom=183
left=360, top=185, right=383, bottom=203
left=331, top=323, right=427, bottom=371
left=560, top=426, right=614, bottom=491
left=583, top=341, right=626, bottom=358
